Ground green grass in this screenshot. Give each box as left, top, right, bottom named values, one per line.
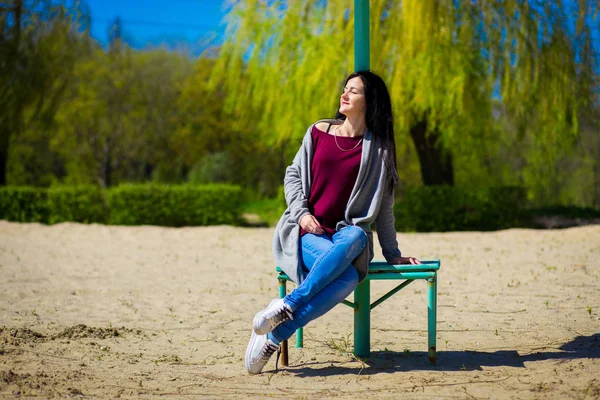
left=241, top=197, right=285, bottom=227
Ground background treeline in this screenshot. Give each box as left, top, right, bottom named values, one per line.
left=1, top=0, right=599, bottom=230
left=2, top=1, right=282, bottom=195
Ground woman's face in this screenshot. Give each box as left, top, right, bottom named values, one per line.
left=339, top=76, right=366, bottom=118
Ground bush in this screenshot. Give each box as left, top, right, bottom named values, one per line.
left=0, top=186, right=49, bottom=223
left=527, top=205, right=600, bottom=219
left=394, top=186, right=527, bottom=232
left=47, top=185, right=107, bottom=224
left=482, top=186, right=528, bottom=229
left=0, top=184, right=243, bottom=227
left=108, top=183, right=243, bottom=226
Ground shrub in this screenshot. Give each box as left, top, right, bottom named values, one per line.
left=47, top=185, right=107, bottom=224
left=394, top=186, right=526, bottom=232
left=527, top=205, right=600, bottom=219
left=0, top=187, right=49, bottom=223
left=108, top=183, right=243, bottom=226
left=481, top=186, right=528, bottom=229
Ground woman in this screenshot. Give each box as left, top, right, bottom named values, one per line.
left=245, top=70, right=420, bottom=374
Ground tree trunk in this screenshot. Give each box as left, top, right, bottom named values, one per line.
left=102, top=137, right=112, bottom=188
left=143, top=161, right=153, bottom=180
left=595, top=140, right=600, bottom=208
left=0, top=1, right=23, bottom=186
left=409, top=119, right=454, bottom=186
left=0, top=142, right=7, bottom=186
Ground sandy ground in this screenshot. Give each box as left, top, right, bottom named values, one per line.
left=0, top=220, right=599, bottom=399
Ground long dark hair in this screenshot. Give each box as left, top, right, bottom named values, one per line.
left=335, top=70, right=399, bottom=192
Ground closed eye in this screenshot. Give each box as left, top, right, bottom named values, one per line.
left=343, top=87, right=361, bottom=95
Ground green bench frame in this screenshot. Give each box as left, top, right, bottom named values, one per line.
left=276, top=259, right=440, bottom=366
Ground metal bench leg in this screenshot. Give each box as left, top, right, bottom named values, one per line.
left=296, top=327, right=303, bottom=348
left=428, top=274, right=437, bottom=365
left=354, top=279, right=371, bottom=358
left=278, top=278, right=289, bottom=367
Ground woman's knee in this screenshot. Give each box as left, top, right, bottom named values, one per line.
left=341, top=226, right=367, bottom=250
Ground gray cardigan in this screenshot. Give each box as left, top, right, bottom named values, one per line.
left=272, top=119, right=402, bottom=284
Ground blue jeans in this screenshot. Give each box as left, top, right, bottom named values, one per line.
left=269, top=225, right=366, bottom=343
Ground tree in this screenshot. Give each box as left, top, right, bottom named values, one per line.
left=0, top=0, right=87, bottom=185
left=211, top=0, right=599, bottom=200
left=130, top=48, right=194, bottom=181
left=176, top=56, right=283, bottom=194
left=51, top=40, right=194, bottom=187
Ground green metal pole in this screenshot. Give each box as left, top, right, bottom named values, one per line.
left=354, top=0, right=370, bottom=71
left=278, top=278, right=286, bottom=299
left=353, top=0, right=371, bottom=362
left=427, top=274, right=437, bottom=365
left=296, top=326, right=303, bottom=348
left=354, top=278, right=370, bottom=358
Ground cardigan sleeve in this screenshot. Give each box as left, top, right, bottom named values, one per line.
left=374, top=184, right=402, bottom=262
left=283, top=138, right=311, bottom=225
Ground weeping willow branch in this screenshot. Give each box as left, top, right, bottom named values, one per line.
left=211, top=0, right=599, bottom=199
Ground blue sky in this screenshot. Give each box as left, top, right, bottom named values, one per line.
left=85, top=0, right=227, bottom=52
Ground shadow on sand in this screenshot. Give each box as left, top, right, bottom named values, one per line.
left=284, top=333, right=600, bottom=376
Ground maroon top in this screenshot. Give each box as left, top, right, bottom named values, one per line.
left=300, top=124, right=363, bottom=237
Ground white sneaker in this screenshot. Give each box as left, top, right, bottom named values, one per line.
left=245, top=330, right=280, bottom=374
left=253, top=298, right=294, bottom=335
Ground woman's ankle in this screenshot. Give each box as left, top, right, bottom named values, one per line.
left=267, top=332, right=281, bottom=345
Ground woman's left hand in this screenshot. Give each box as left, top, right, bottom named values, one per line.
left=389, top=256, right=421, bottom=265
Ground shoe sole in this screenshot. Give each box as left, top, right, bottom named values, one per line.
left=245, top=330, right=260, bottom=374
left=252, top=299, right=278, bottom=335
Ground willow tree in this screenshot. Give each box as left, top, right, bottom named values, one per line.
left=211, top=0, right=598, bottom=203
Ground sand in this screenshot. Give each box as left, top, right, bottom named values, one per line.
left=0, top=220, right=599, bottom=399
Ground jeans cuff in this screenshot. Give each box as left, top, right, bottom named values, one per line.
left=270, top=329, right=284, bottom=344
left=284, top=296, right=299, bottom=312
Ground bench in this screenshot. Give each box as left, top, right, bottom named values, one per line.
left=276, top=259, right=440, bottom=366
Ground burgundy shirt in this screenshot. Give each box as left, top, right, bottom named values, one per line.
left=301, top=124, right=363, bottom=237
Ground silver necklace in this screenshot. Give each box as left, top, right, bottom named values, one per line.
left=334, top=125, right=363, bottom=152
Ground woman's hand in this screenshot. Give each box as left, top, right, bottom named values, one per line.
left=389, top=256, right=421, bottom=265
left=300, top=214, right=324, bottom=235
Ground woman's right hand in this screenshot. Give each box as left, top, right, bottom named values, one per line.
left=300, top=214, right=324, bottom=235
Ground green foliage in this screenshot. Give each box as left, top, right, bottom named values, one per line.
left=394, top=186, right=527, bottom=232
left=6, top=124, right=60, bottom=187
left=241, top=187, right=286, bottom=227
left=0, top=1, right=88, bottom=185
left=188, top=152, right=235, bottom=184
left=527, top=206, right=600, bottom=220
left=0, top=185, right=243, bottom=227
left=212, top=0, right=600, bottom=205
left=173, top=58, right=232, bottom=165
left=3, top=0, right=600, bottom=213
left=150, top=161, right=187, bottom=184
left=51, top=47, right=194, bottom=187
left=0, top=187, right=48, bottom=223
left=46, top=185, right=106, bottom=224
left=108, top=184, right=243, bottom=226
